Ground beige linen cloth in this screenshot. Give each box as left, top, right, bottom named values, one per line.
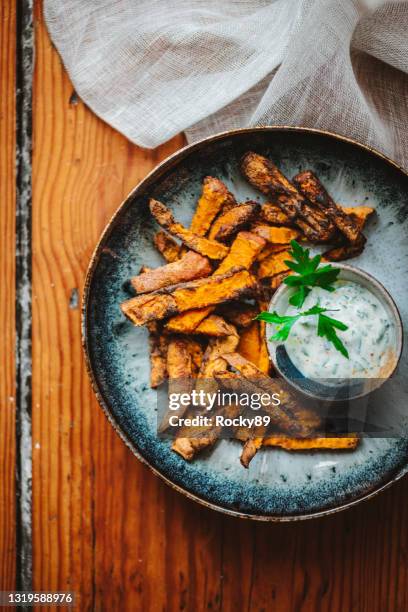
left=44, top=0, right=408, bottom=168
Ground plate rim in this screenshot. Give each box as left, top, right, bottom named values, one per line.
left=81, top=125, right=408, bottom=521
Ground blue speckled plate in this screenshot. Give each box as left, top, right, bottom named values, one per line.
left=82, top=127, right=408, bottom=521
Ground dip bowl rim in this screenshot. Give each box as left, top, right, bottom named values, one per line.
left=266, top=262, right=404, bottom=402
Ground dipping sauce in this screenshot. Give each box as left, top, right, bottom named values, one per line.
left=283, top=280, right=395, bottom=380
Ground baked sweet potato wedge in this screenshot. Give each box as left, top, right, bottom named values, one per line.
left=223, top=352, right=321, bottom=437
left=258, top=250, right=291, bottom=280
left=343, top=206, right=374, bottom=230
left=193, top=314, right=237, bottom=337
left=149, top=199, right=229, bottom=260
left=166, top=336, right=194, bottom=381
left=241, top=152, right=333, bottom=241
left=261, top=201, right=335, bottom=240
left=165, top=232, right=264, bottom=333
left=208, top=202, right=258, bottom=242
left=153, top=231, right=182, bottom=263
left=237, top=321, right=261, bottom=365
left=216, top=301, right=259, bottom=328
left=240, top=437, right=264, bottom=468
left=172, top=401, right=241, bottom=461
left=199, top=333, right=239, bottom=378
left=322, top=234, right=366, bottom=262
left=216, top=231, right=266, bottom=275
left=237, top=319, right=270, bottom=375
left=165, top=307, right=212, bottom=333
left=257, top=298, right=271, bottom=375
left=158, top=336, right=198, bottom=432
left=121, top=268, right=257, bottom=326
left=190, top=176, right=237, bottom=236
left=172, top=337, right=240, bottom=460
left=257, top=243, right=288, bottom=262
left=187, top=339, right=204, bottom=374
left=270, top=270, right=291, bottom=289
left=293, top=171, right=363, bottom=243
left=237, top=297, right=270, bottom=375
left=147, top=321, right=168, bottom=388
left=252, top=225, right=299, bottom=244
left=260, top=202, right=293, bottom=226
left=262, top=435, right=359, bottom=451
left=131, top=250, right=212, bottom=294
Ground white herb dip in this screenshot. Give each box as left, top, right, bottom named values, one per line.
left=283, top=280, right=395, bottom=379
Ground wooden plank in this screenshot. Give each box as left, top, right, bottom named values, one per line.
left=0, top=0, right=16, bottom=594
left=32, top=3, right=225, bottom=609
left=31, top=2, right=408, bottom=611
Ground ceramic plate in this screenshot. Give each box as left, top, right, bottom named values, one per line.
left=82, top=127, right=408, bottom=520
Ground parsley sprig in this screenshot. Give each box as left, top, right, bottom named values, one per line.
left=256, top=306, right=349, bottom=359
left=255, top=241, right=350, bottom=358
left=283, top=240, right=340, bottom=308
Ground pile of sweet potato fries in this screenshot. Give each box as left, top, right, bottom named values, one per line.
left=120, top=152, right=374, bottom=467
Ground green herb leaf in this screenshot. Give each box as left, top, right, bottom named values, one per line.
left=256, top=304, right=349, bottom=359
left=317, top=314, right=349, bottom=359
left=283, top=240, right=340, bottom=307
left=288, top=286, right=311, bottom=308
left=255, top=310, right=299, bottom=341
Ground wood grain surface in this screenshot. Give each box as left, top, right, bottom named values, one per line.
left=0, top=0, right=16, bottom=594
left=19, top=2, right=408, bottom=611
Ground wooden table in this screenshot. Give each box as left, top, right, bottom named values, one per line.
left=2, top=2, right=408, bottom=610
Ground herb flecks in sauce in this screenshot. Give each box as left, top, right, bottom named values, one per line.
left=257, top=305, right=348, bottom=360
left=256, top=240, right=395, bottom=379
left=283, top=282, right=393, bottom=379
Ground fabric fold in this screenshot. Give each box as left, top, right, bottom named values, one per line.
left=45, top=0, right=408, bottom=168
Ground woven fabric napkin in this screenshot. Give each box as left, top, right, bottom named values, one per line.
left=44, top=0, right=408, bottom=168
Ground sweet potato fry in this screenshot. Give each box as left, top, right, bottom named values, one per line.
left=262, top=436, right=359, bottom=451
left=121, top=268, right=257, bottom=326
left=186, top=339, right=204, bottom=375
left=343, top=206, right=374, bottom=230
left=172, top=337, right=239, bottom=460
left=241, top=152, right=333, bottom=241
left=260, top=202, right=293, bottom=226
left=257, top=298, right=271, bottom=375
left=147, top=321, right=168, bottom=388
left=232, top=410, right=271, bottom=468
left=237, top=321, right=261, bottom=364
left=174, top=269, right=257, bottom=314
left=153, top=231, right=181, bottom=263
left=199, top=333, right=239, bottom=378
left=165, top=232, right=264, bottom=333
left=190, top=176, right=237, bottom=236
left=193, top=314, right=237, bottom=337
left=208, top=202, right=258, bottom=242
left=216, top=231, right=266, bottom=275
left=167, top=336, right=193, bottom=381
left=252, top=225, right=299, bottom=244
left=257, top=243, right=288, bottom=262
left=322, top=234, right=366, bottom=262
left=172, top=429, right=220, bottom=461
left=261, top=201, right=335, bottom=240
left=158, top=336, right=196, bottom=432
left=293, top=171, right=362, bottom=243
left=131, top=251, right=212, bottom=294
left=258, top=250, right=291, bottom=280
left=165, top=307, right=213, bottom=333
left=223, top=352, right=321, bottom=437
left=268, top=271, right=291, bottom=290
left=216, top=302, right=259, bottom=328
left=149, top=199, right=229, bottom=260
left=240, top=437, right=264, bottom=468
left=172, top=401, right=241, bottom=461
left=237, top=319, right=270, bottom=375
